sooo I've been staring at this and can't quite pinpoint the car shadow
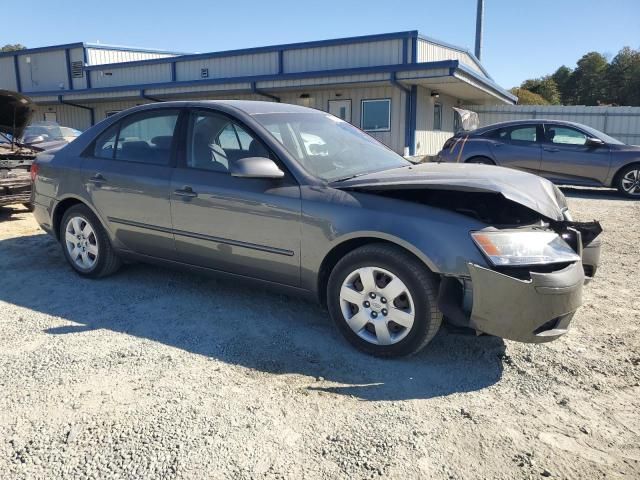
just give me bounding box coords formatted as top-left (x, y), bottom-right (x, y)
top-left (0, 204), bottom-right (29, 222)
top-left (0, 233), bottom-right (505, 401)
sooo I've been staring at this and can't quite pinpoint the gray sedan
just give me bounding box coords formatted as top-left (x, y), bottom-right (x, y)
top-left (436, 119), bottom-right (640, 198)
top-left (32, 101), bottom-right (602, 357)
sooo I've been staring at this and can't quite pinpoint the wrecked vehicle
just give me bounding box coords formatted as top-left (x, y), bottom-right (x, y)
top-left (0, 90), bottom-right (38, 209)
top-left (31, 101), bottom-right (602, 357)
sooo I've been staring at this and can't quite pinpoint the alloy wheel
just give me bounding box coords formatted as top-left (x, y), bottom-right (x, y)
top-left (65, 216), bottom-right (99, 270)
top-left (339, 266), bottom-right (415, 346)
top-left (621, 168), bottom-right (640, 196)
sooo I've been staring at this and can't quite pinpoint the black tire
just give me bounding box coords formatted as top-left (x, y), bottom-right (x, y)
top-left (615, 164), bottom-right (640, 199)
top-left (60, 204), bottom-right (121, 278)
top-left (327, 244), bottom-right (442, 357)
top-left (466, 156), bottom-right (495, 165)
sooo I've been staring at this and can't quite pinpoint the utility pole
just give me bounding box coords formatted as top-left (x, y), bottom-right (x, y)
top-left (475, 0), bottom-right (484, 60)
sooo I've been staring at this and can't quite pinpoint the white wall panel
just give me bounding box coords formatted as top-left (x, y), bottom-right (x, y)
top-left (415, 87), bottom-right (456, 156)
top-left (175, 52), bottom-right (278, 81)
top-left (284, 39), bottom-right (404, 73)
top-left (90, 63), bottom-right (172, 88)
top-left (17, 50), bottom-right (68, 92)
top-left (0, 57), bottom-right (18, 91)
top-left (417, 39), bottom-right (484, 76)
top-left (85, 48), bottom-right (177, 65)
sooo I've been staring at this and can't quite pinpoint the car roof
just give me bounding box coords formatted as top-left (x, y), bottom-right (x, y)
top-left (471, 119), bottom-right (592, 135)
top-left (122, 100), bottom-right (319, 116)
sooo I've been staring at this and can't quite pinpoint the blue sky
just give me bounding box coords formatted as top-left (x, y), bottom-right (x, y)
top-left (4, 0), bottom-right (639, 88)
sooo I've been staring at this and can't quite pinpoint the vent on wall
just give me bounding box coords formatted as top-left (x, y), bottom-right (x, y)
top-left (71, 61), bottom-right (84, 78)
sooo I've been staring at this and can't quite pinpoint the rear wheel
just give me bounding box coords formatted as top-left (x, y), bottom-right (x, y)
top-left (60, 204), bottom-right (121, 278)
top-left (466, 156), bottom-right (495, 165)
top-left (616, 164), bottom-right (640, 198)
top-left (327, 244), bottom-right (442, 357)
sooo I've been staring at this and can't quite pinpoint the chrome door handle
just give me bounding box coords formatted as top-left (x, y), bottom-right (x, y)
top-left (544, 147), bottom-right (560, 153)
top-left (174, 186), bottom-right (197, 198)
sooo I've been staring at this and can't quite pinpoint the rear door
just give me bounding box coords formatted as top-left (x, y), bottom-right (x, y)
top-left (169, 108), bottom-right (301, 286)
top-left (82, 109), bottom-right (181, 258)
top-left (540, 124), bottom-right (611, 185)
top-left (486, 124), bottom-right (543, 173)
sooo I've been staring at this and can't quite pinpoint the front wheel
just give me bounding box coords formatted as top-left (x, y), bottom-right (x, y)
top-left (327, 244), bottom-right (442, 357)
top-left (466, 156), bottom-right (495, 165)
top-left (60, 204), bottom-right (121, 278)
top-left (616, 164), bottom-right (640, 198)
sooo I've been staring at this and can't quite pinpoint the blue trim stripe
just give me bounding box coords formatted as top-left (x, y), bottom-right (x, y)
top-left (278, 50), bottom-right (284, 74)
top-left (409, 85), bottom-right (417, 155)
top-left (13, 56), bottom-right (21, 92)
top-left (65, 48), bottom-right (74, 91)
top-left (24, 59), bottom-right (515, 104)
top-left (171, 61), bottom-right (177, 82)
top-left (411, 36), bottom-right (418, 63)
top-left (402, 38), bottom-right (408, 64)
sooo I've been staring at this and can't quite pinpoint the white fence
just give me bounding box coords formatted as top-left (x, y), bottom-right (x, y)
top-left (465, 105), bottom-right (640, 146)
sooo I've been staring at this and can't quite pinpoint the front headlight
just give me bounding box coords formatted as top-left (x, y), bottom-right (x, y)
top-left (471, 230), bottom-right (580, 266)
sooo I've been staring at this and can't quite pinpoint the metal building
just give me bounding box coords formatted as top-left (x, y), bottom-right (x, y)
top-left (0, 31), bottom-right (516, 156)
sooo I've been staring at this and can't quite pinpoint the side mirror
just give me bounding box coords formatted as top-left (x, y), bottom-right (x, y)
top-left (230, 157), bottom-right (284, 179)
top-left (586, 137), bottom-right (605, 147)
top-left (23, 135), bottom-right (46, 145)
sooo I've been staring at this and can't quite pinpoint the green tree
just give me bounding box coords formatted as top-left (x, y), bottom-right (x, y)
top-left (1, 44), bottom-right (26, 52)
top-left (551, 66), bottom-right (574, 104)
top-left (606, 47), bottom-right (640, 105)
top-left (521, 76), bottom-right (561, 104)
top-left (572, 52), bottom-right (608, 105)
top-left (510, 88), bottom-right (549, 105)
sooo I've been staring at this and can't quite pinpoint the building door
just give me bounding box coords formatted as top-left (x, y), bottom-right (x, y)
top-left (328, 100), bottom-right (352, 122)
top-left (44, 112), bottom-right (57, 123)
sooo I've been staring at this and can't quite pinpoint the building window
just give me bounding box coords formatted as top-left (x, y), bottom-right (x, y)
top-left (433, 103), bottom-right (442, 131)
top-left (201, 68), bottom-right (209, 79)
top-left (361, 99), bottom-right (391, 132)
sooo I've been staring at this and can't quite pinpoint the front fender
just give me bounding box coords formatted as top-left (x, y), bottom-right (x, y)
top-left (300, 186), bottom-right (489, 294)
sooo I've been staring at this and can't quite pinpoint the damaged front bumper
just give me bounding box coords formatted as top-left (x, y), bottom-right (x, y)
top-left (466, 262), bottom-right (583, 343)
top-left (439, 231), bottom-right (602, 343)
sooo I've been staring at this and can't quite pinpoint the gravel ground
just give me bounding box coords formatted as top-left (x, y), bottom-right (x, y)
top-left (0, 188), bottom-right (639, 480)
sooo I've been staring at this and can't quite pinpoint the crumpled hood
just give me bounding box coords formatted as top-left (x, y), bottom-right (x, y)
top-left (333, 162), bottom-right (566, 221)
top-left (0, 90), bottom-right (36, 140)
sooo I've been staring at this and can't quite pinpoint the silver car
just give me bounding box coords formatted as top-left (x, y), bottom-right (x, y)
top-left (436, 119), bottom-right (640, 198)
top-left (32, 101), bottom-right (602, 357)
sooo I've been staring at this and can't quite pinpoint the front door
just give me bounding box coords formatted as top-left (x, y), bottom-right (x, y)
top-left (540, 124), bottom-right (612, 186)
top-left (487, 124), bottom-right (542, 173)
top-left (169, 109), bottom-right (301, 286)
top-left (328, 100), bottom-right (352, 123)
top-left (82, 109), bottom-right (180, 258)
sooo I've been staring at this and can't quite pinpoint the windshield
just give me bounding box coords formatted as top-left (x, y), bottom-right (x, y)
top-left (578, 124), bottom-right (625, 145)
top-left (251, 112), bottom-right (409, 181)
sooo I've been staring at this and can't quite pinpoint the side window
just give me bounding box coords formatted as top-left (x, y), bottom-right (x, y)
top-left (361, 99), bottom-right (391, 132)
top-left (186, 111), bottom-right (270, 173)
top-left (433, 103), bottom-right (442, 130)
top-left (116, 111), bottom-right (179, 165)
top-left (547, 126), bottom-right (587, 145)
top-left (93, 124), bottom-right (119, 159)
top-left (509, 126), bottom-right (537, 143)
